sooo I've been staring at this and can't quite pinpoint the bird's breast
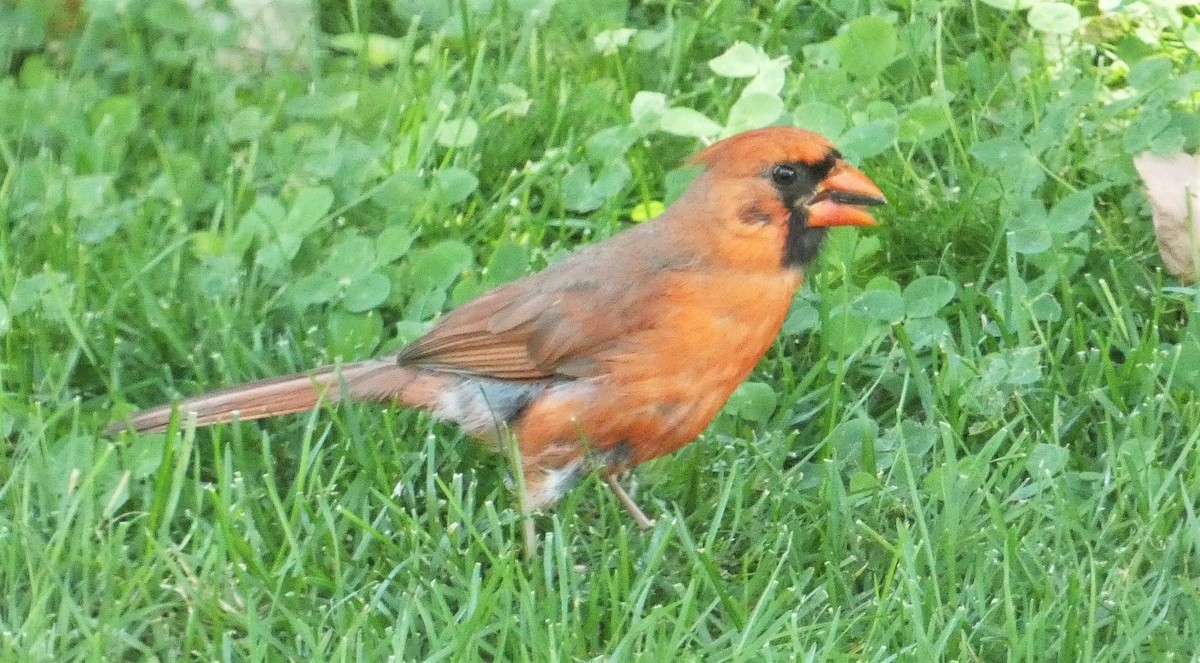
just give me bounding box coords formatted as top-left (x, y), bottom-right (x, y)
top-left (515, 267), bottom-right (802, 468)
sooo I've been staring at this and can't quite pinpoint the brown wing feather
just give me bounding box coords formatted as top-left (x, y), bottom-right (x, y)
top-left (396, 229), bottom-right (677, 381)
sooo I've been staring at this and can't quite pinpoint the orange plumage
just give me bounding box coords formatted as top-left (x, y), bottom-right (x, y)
top-left (107, 126), bottom-right (885, 543)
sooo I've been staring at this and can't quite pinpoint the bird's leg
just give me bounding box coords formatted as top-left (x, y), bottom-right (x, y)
top-left (522, 510), bottom-right (537, 561)
top-left (500, 425), bottom-right (539, 561)
top-left (603, 473), bottom-right (654, 529)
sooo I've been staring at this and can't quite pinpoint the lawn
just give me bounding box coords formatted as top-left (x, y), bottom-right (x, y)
top-left (3, 0), bottom-right (1200, 660)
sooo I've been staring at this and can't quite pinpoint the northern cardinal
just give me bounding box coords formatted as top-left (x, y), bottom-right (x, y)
top-left (107, 126), bottom-right (884, 547)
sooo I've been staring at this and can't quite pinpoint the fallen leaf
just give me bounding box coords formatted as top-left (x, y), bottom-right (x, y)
top-left (1133, 152), bottom-right (1200, 282)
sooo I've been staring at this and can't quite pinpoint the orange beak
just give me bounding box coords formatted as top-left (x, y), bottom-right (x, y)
top-left (806, 162), bottom-right (886, 228)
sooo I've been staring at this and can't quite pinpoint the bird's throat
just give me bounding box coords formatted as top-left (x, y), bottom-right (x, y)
top-left (782, 209), bottom-right (828, 268)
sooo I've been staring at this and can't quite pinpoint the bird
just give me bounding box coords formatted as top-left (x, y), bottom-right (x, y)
top-left (106, 126), bottom-right (885, 551)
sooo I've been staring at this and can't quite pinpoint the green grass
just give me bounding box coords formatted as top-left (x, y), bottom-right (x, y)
top-left (3, 0), bottom-right (1200, 660)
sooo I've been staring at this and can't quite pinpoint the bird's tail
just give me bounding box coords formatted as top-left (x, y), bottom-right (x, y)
top-left (105, 359), bottom-right (448, 435)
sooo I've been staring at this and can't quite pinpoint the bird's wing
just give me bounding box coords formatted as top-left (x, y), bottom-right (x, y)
top-left (395, 245), bottom-right (662, 381)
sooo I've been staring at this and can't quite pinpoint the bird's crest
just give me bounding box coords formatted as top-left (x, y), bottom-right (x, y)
top-left (689, 126), bottom-right (836, 177)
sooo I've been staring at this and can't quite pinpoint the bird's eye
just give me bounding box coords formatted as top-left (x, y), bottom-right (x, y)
top-left (771, 164), bottom-right (798, 185)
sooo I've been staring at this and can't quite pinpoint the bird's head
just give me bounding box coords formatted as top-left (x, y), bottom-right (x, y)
top-left (687, 126), bottom-right (886, 270)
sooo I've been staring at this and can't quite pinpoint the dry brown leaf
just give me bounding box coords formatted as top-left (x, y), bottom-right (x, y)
top-left (1134, 152), bottom-right (1200, 283)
